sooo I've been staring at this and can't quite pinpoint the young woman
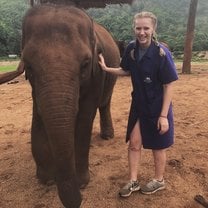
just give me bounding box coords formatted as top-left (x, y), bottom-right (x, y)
top-left (99, 11), bottom-right (178, 197)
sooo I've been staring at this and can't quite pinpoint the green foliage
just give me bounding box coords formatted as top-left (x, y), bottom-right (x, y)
top-left (0, 0), bottom-right (29, 56)
top-left (0, 0), bottom-right (207, 56)
top-left (87, 0), bottom-right (208, 52)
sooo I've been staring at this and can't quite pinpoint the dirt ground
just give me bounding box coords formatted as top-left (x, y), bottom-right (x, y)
top-left (0, 62), bottom-right (208, 208)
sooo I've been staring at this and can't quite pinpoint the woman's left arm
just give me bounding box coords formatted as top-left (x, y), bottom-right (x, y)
top-left (157, 82), bottom-right (174, 135)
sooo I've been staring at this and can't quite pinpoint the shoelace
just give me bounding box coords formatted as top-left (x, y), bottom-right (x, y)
top-left (147, 180), bottom-right (156, 188)
top-left (147, 179), bottom-right (163, 188)
top-left (124, 181), bottom-right (137, 190)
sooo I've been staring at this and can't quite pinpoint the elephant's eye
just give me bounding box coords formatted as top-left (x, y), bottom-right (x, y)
top-left (81, 59), bottom-right (90, 69)
top-left (80, 58), bottom-right (92, 81)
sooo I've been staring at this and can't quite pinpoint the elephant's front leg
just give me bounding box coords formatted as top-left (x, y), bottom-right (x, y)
top-left (75, 99), bottom-right (97, 188)
top-left (31, 102), bottom-right (55, 185)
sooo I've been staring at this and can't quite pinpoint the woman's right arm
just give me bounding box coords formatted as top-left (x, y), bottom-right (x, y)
top-left (98, 54), bottom-right (130, 76)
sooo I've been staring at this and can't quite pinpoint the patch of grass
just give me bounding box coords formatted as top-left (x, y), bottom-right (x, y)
top-left (0, 65), bottom-right (18, 72)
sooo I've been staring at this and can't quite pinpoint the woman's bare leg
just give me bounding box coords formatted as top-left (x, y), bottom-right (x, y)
top-left (128, 120), bottom-right (142, 181)
top-left (152, 149), bottom-right (166, 181)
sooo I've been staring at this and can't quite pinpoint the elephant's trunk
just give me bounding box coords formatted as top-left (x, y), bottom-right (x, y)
top-left (35, 70), bottom-right (81, 207)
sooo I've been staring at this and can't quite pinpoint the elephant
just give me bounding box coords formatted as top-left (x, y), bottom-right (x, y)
top-left (21, 4), bottom-right (120, 208)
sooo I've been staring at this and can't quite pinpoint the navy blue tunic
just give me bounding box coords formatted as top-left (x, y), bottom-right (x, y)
top-left (120, 40), bottom-right (178, 149)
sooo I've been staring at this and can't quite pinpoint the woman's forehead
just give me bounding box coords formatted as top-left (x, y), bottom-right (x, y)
top-left (134, 17), bottom-right (155, 26)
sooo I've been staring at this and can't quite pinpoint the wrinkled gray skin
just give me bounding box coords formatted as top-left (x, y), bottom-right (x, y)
top-left (21, 4), bottom-right (120, 208)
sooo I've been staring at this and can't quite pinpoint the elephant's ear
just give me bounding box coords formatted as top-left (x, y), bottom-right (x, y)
top-left (91, 30), bottom-right (100, 77)
top-left (91, 24), bottom-right (106, 77)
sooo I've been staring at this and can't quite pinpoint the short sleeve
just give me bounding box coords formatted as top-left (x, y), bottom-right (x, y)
top-left (159, 48), bottom-right (178, 84)
top-left (120, 41), bottom-right (135, 71)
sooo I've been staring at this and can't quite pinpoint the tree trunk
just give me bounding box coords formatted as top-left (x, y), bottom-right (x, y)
top-left (182, 0), bottom-right (198, 74)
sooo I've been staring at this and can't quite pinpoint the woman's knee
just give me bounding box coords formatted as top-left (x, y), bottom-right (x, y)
top-left (129, 121), bottom-right (142, 150)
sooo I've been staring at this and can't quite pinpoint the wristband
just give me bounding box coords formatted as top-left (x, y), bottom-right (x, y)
top-left (160, 115), bottom-right (167, 118)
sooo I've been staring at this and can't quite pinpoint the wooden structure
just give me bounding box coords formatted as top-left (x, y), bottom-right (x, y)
top-left (30, 0), bottom-right (133, 8)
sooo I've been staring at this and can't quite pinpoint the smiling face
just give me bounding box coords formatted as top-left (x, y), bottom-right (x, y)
top-left (133, 12), bottom-right (157, 49)
top-left (133, 17), bottom-right (155, 49)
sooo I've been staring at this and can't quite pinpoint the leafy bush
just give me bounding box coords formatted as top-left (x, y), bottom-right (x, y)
top-left (0, 0), bottom-right (29, 56)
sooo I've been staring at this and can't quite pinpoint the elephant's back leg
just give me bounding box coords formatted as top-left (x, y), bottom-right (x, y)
top-left (99, 73), bottom-right (117, 139)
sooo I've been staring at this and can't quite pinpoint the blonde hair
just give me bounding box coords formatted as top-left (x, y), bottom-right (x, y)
top-left (133, 11), bottom-right (157, 29)
top-left (133, 11), bottom-right (158, 42)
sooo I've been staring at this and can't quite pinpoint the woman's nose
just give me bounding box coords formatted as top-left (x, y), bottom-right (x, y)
top-left (139, 29), bottom-right (145, 34)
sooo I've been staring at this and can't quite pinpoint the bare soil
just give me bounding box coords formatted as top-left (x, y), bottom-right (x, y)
top-left (0, 62), bottom-right (208, 208)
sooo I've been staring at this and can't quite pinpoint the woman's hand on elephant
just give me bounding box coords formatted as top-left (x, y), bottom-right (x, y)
top-left (98, 54), bottom-right (129, 76)
top-left (98, 54), bottom-right (107, 71)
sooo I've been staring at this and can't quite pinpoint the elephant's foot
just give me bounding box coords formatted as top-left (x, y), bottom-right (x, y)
top-left (77, 170), bottom-right (90, 189)
top-left (100, 128), bottom-right (114, 140)
top-left (57, 179), bottom-right (82, 208)
top-left (36, 166), bottom-right (55, 185)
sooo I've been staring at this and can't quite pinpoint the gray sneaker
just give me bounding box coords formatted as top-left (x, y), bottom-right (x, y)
top-left (119, 180), bottom-right (140, 197)
top-left (141, 179), bottom-right (165, 195)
